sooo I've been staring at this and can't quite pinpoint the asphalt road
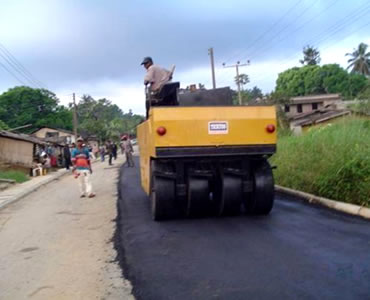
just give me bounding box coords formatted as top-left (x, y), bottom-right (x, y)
top-left (116, 157), bottom-right (370, 300)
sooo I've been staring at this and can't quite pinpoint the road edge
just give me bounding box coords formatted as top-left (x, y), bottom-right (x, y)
top-left (0, 169), bottom-right (69, 211)
top-left (275, 185), bottom-right (370, 220)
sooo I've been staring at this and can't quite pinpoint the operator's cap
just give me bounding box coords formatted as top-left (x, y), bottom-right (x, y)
top-left (141, 56), bottom-right (153, 65)
top-left (76, 136), bottom-right (84, 142)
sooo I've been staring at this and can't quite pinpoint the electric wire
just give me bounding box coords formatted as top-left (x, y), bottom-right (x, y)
top-left (0, 60), bottom-right (26, 86)
top-left (0, 42), bottom-right (47, 89)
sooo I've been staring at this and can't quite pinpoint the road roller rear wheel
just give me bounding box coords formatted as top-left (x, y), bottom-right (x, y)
top-left (150, 162), bottom-right (177, 221)
top-left (217, 175), bottom-right (243, 216)
top-left (245, 159), bottom-right (274, 215)
top-left (186, 177), bottom-right (210, 217)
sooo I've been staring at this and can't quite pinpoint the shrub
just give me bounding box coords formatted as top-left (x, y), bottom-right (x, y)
top-left (271, 117), bottom-right (370, 206)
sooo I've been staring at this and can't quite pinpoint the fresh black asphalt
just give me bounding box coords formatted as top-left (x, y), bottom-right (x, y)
top-left (115, 158), bottom-right (370, 300)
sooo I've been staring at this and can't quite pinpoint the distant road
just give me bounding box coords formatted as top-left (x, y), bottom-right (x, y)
top-left (116, 157), bottom-right (370, 300)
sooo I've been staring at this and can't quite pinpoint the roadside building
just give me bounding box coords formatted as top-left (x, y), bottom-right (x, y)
top-left (31, 127), bottom-right (75, 144)
top-left (284, 94), bottom-right (342, 116)
top-left (288, 109), bottom-right (351, 135)
top-left (283, 94), bottom-right (351, 134)
top-left (0, 131), bottom-right (45, 169)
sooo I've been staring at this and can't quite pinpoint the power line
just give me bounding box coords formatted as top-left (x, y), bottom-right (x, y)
top-left (250, 1), bottom-right (370, 65)
top-left (242, 2), bottom-right (370, 87)
top-left (215, 0), bottom-right (319, 87)
top-left (249, 21), bottom-right (370, 92)
top-left (0, 51), bottom-right (40, 88)
top-left (220, 0), bottom-right (306, 66)
top-left (0, 42), bottom-right (47, 89)
top-left (0, 60), bottom-right (26, 85)
top-left (246, 0), bottom-right (322, 59)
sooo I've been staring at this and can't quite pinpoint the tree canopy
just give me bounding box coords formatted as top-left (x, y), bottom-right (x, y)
top-left (0, 86), bottom-right (72, 132)
top-left (0, 86), bottom-right (144, 141)
top-left (77, 95), bottom-right (144, 142)
top-left (275, 64), bottom-right (367, 99)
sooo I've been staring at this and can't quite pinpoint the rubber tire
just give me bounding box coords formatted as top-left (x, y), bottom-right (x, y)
top-left (150, 162), bottom-right (176, 221)
top-left (218, 175), bottom-right (243, 216)
top-left (246, 159), bottom-right (274, 215)
top-left (186, 177), bottom-right (209, 217)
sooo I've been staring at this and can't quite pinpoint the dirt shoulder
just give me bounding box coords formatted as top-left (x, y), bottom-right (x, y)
top-left (0, 155), bottom-right (133, 300)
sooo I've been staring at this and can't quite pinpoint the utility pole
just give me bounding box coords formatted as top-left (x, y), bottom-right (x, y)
top-left (72, 93), bottom-right (78, 139)
top-left (208, 47), bottom-right (216, 89)
top-left (223, 60), bottom-right (250, 105)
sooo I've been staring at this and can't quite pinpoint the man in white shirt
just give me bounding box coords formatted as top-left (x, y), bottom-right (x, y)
top-left (141, 57), bottom-right (171, 92)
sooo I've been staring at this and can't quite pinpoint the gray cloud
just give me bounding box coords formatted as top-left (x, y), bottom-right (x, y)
top-left (1, 0), bottom-right (369, 94)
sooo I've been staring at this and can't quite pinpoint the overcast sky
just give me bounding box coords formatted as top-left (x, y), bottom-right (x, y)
top-left (0, 0), bottom-right (369, 115)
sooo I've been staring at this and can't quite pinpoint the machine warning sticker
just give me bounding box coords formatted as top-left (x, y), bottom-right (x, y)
top-left (208, 121), bottom-right (228, 134)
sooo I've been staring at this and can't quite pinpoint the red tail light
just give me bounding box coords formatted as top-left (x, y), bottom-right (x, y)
top-left (266, 124), bottom-right (275, 133)
top-left (157, 126), bottom-right (167, 136)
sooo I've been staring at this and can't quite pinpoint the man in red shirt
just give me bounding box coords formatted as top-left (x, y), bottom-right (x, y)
top-left (71, 137), bottom-right (95, 198)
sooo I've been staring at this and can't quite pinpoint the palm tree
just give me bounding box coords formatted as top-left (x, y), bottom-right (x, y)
top-left (346, 43), bottom-right (370, 76)
top-left (300, 45), bottom-right (321, 65)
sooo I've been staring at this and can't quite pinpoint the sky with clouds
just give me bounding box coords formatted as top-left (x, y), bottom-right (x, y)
top-left (0, 0), bottom-right (369, 115)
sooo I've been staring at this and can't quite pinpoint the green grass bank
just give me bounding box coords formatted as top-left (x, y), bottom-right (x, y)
top-left (0, 170), bottom-right (29, 183)
top-left (270, 117), bottom-right (370, 207)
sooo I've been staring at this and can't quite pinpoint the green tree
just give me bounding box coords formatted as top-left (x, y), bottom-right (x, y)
top-left (300, 45), bottom-right (321, 65)
top-left (275, 64), bottom-right (367, 99)
top-left (77, 95), bottom-right (144, 142)
top-left (0, 119), bottom-right (8, 130)
top-left (0, 86), bottom-right (72, 132)
top-left (346, 43), bottom-right (370, 76)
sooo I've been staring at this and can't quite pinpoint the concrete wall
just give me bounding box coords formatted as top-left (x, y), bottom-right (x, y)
top-left (0, 137), bottom-right (34, 168)
top-left (288, 103), bottom-right (324, 116)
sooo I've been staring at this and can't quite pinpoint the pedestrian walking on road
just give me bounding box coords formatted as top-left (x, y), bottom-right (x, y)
top-left (121, 135), bottom-right (135, 167)
top-left (71, 137), bottom-right (96, 198)
top-left (63, 144), bottom-right (72, 170)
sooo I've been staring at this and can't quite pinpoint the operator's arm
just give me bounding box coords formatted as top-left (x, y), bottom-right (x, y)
top-left (144, 67), bottom-right (155, 85)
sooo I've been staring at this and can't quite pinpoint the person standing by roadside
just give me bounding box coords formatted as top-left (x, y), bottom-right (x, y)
top-left (71, 137), bottom-right (96, 198)
top-left (112, 143), bottom-right (118, 160)
top-left (106, 140), bottom-right (114, 166)
top-left (100, 145), bottom-right (105, 162)
top-left (121, 135), bottom-right (135, 167)
top-left (63, 144), bottom-right (72, 170)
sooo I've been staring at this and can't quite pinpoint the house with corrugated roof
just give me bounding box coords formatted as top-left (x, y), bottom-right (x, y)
top-left (285, 94), bottom-right (351, 134)
top-left (31, 126), bottom-right (75, 144)
top-left (0, 131), bottom-right (46, 169)
top-left (284, 94), bottom-right (342, 116)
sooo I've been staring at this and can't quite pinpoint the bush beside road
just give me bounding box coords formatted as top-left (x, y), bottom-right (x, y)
top-left (271, 117), bottom-right (370, 207)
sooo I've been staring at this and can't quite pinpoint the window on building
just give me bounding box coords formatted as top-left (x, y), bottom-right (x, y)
top-left (297, 104), bottom-right (303, 113)
top-left (284, 105), bottom-right (290, 112)
top-left (46, 132), bottom-right (59, 138)
top-left (312, 103), bottom-right (318, 110)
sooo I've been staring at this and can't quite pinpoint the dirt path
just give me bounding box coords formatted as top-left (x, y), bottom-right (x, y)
top-left (0, 155), bottom-right (133, 300)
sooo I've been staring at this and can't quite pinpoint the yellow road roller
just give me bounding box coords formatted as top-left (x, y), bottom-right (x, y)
top-left (137, 83), bottom-right (276, 220)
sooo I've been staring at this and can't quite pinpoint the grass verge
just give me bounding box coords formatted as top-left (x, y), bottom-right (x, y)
top-left (270, 117), bottom-right (370, 207)
top-left (0, 170), bottom-right (29, 183)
